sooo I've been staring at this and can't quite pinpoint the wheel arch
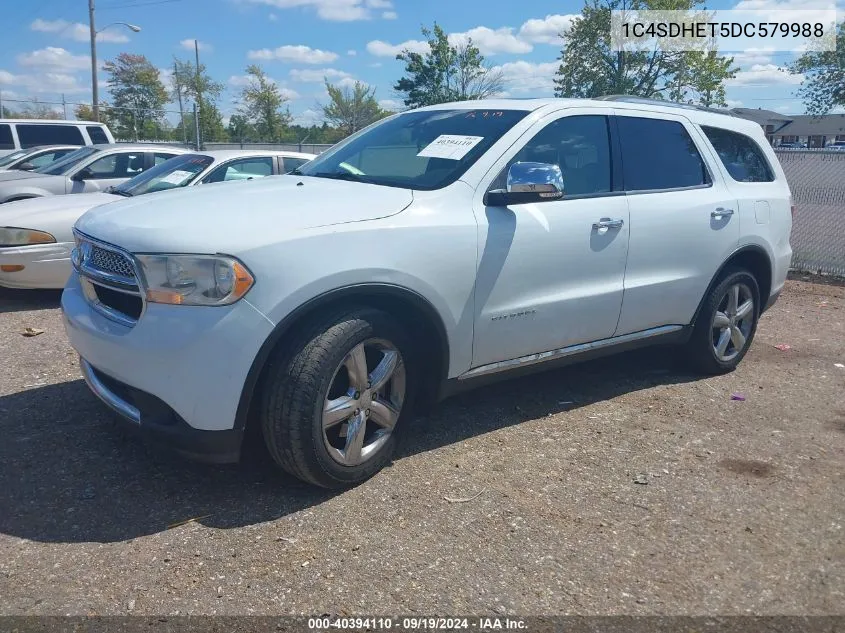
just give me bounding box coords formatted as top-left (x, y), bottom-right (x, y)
top-left (692, 245), bottom-right (773, 326)
top-left (234, 283), bottom-right (451, 430)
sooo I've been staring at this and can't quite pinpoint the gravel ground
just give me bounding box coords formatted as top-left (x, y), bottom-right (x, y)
top-left (0, 279), bottom-right (843, 616)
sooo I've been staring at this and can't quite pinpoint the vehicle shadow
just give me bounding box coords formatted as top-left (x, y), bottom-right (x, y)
top-left (0, 346), bottom-right (696, 544)
top-left (0, 288), bottom-right (62, 313)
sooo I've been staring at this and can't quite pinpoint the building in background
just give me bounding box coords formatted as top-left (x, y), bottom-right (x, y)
top-left (730, 108), bottom-right (845, 149)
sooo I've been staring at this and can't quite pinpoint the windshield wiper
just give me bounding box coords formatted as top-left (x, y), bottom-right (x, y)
top-left (310, 171), bottom-right (364, 182)
top-left (111, 189), bottom-right (132, 197)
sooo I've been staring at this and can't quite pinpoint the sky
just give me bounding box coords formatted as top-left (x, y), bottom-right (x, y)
top-left (0, 0), bottom-right (835, 128)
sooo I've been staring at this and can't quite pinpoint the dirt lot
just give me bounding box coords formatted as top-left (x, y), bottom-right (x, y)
top-left (0, 279), bottom-right (843, 616)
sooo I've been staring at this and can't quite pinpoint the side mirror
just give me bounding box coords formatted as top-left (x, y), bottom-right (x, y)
top-left (484, 162), bottom-right (565, 207)
top-left (71, 168), bottom-right (92, 182)
top-left (16, 162), bottom-right (36, 171)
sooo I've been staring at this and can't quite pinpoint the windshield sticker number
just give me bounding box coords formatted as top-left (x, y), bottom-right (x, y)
top-left (417, 135), bottom-right (484, 160)
top-left (159, 169), bottom-right (194, 185)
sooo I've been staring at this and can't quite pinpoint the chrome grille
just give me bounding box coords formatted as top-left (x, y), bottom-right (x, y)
top-left (90, 245), bottom-right (136, 280)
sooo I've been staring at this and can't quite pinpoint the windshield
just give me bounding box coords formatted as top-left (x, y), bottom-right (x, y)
top-left (35, 146), bottom-right (99, 176)
top-left (113, 154), bottom-right (214, 197)
top-left (297, 109), bottom-right (529, 190)
top-left (0, 149), bottom-right (29, 168)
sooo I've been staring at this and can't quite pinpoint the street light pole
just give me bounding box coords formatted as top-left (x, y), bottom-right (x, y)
top-left (89, 0), bottom-right (99, 121)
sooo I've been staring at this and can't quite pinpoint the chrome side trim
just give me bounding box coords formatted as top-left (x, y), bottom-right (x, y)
top-left (80, 358), bottom-right (141, 425)
top-left (458, 325), bottom-right (684, 380)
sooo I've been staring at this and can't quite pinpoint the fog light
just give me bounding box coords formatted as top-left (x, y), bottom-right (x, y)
top-left (1, 265), bottom-right (24, 272)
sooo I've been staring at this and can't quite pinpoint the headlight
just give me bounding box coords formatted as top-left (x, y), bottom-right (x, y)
top-left (135, 254), bottom-right (254, 306)
top-left (0, 227), bottom-right (56, 247)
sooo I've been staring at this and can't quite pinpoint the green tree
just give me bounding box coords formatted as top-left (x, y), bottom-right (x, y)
top-left (74, 102), bottom-right (117, 130)
top-left (394, 23), bottom-right (504, 108)
top-left (789, 21), bottom-right (845, 115)
top-left (555, 0), bottom-right (736, 104)
top-left (103, 53), bottom-right (169, 139)
top-left (321, 80), bottom-right (388, 136)
top-left (172, 58), bottom-right (227, 142)
top-left (236, 64), bottom-right (292, 142)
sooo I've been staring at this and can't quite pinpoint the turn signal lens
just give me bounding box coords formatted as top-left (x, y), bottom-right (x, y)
top-left (0, 227), bottom-right (56, 247)
top-left (135, 254), bottom-right (255, 306)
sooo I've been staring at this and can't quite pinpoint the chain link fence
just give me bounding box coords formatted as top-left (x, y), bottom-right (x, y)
top-left (775, 149), bottom-right (845, 276)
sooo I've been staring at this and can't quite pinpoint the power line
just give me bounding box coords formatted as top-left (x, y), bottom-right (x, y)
top-left (99, 0), bottom-right (189, 10)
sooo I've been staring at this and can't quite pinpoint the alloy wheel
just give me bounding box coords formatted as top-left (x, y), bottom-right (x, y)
top-left (711, 282), bottom-right (754, 362)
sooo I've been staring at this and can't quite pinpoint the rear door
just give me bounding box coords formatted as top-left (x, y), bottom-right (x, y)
top-left (613, 111), bottom-right (740, 335)
top-left (68, 150), bottom-right (148, 193)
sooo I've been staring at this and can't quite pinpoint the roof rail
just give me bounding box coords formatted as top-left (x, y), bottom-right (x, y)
top-left (596, 95), bottom-right (740, 118)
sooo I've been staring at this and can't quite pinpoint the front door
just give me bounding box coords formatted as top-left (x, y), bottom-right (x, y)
top-left (470, 110), bottom-right (630, 369)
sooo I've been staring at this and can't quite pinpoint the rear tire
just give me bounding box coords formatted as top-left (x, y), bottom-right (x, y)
top-left (684, 269), bottom-right (760, 375)
top-left (260, 307), bottom-right (414, 489)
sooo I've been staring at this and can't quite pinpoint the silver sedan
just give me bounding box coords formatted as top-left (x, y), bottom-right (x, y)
top-left (0, 149), bottom-right (315, 289)
top-left (0, 143), bottom-right (189, 204)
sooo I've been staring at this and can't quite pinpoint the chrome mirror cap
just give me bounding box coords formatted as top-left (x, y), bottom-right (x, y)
top-left (507, 162), bottom-right (564, 197)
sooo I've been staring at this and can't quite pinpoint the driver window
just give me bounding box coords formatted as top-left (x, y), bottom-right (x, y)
top-left (490, 115), bottom-right (612, 197)
top-left (203, 157), bottom-right (273, 183)
top-left (86, 152), bottom-right (145, 178)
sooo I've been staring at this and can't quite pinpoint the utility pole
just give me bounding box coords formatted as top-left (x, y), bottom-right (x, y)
top-left (88, 0), bottom-right (99, 121)
top-left (194, 39), bottom-right (203, 150)
top-left (193, 103), bottom-right (200, 151)
top-left (62, 94), bottom-right (67, 119)
top-left (175, 61), bottom-right (187, 147)
top-left (0, 89), bottom-right (4, 117)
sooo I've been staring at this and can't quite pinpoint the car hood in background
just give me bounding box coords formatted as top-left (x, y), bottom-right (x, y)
top-left (74, 176), bottom-right (414, 254)
top-left (0, 192), bottom-right (118, 243)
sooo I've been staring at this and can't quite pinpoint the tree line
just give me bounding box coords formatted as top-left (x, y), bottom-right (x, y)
top-left (4, 0), bottom-right (843, 142)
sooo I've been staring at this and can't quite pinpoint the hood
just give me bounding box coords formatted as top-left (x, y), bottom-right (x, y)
top-left (0, 170), bottom-right (51, 183)
top-left (0, 192), bottom-right (118, 243)
top-left (74, 175), bottom-right (414, 254)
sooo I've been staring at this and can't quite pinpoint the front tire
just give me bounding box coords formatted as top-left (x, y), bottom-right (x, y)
top-left (260, 308), bottom-right (413, 488)
top-left (685, 269), bottom-right (760, 375)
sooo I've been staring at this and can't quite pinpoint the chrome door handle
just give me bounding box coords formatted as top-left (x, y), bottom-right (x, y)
top-left (592, 218), bottom-right (624, 230)
top-left (711, 207), bottom-right (735, 218)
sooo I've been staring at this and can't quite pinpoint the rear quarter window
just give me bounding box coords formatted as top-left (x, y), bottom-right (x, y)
top-left (702, 126), bottom-right (774, 182)
top-left (17, 124), bottom-right (85, 148)
top-left (87, 125), bottom-right (110, 144)
top-left (0, 124), bottom-right (14, 150)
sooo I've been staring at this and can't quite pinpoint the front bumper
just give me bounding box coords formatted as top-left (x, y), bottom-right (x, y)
top-left (0, 242), bottom-right (72, 289)
top-left (80, 358), bottom-right (244, 463)
top-left (62, 271), bottom-right (274, 459)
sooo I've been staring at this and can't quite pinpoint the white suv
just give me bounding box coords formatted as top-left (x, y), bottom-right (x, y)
top-left (61, 97), bottom-right (792, 488)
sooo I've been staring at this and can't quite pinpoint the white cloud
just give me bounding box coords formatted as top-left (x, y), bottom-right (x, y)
top-left (181, 39), bottom-right (213, 53)
top-left (16, 47), bottom-right (90, 72)
top-left (726, 63), bottom-right (803, 87)
top-left (369, 62), bottom-right (383, 68)
top-left (378, 98), bottom-right (402, 111)
top-left (729, 48), bottom-right (777, 66)
top-left (239, 0), bottom-right (394, 22)
top-left (228, 74), bottom-right (301, 99)
top-left (448, 26), bottom-right (532, 55)
top-left (269, 12), bottom-right (278, 20)
top-left (290, 67), bottom-right (352, 82)
top-left (518, 14), bottom-right (577, 44)
top-left (0, 69), bottom-right (88, 94)
top-left (347, 49), bottom-right (357, 56)
top-left (247, 44), bottom-right (338, 63)
top-left (336, 76), bottom-right (362, 88)
top-left (293, 108), bottom-right (323, 125)
top-left (366, 39), bottom-right (428, 57)
top-left (31, 18), bottom-right (130, 43)
top-left (491, 60), bottom-right (559, 96)
top-left (382, 10), bottom-right (397, 19)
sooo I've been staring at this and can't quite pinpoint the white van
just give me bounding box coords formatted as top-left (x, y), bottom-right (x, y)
top-left (0, 120), bottom-right (114, 157)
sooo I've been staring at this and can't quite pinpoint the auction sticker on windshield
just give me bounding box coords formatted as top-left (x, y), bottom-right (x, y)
top-left (160, 170), bottom-right (195, 185)
top-left (417, 135), bottom-right (484, 160)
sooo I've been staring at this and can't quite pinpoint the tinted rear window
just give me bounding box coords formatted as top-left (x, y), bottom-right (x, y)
top-left (87, 125), bottom-right (110, 144)
top-left (0, 124), bottom-right (13, 150)
top-left (617, 116), bottom-right (710, 191)
top-left (702, 126), bottom-right (774, 182)
top-left (17, 124), bottom-right (85, 148)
